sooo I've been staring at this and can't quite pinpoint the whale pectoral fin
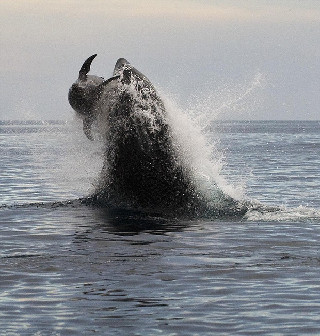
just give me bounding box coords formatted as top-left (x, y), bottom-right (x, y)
top-left (83, 116), bottom-right (94, 141)
top-left (79, 54), bottom-right (97, 80)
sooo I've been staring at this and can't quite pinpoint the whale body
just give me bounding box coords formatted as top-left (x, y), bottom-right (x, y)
top-left (69, 55), bottom-right (247, 217)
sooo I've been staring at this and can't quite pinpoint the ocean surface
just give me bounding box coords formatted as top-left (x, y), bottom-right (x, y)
top-left (1, 120), bottom-right (320, 335)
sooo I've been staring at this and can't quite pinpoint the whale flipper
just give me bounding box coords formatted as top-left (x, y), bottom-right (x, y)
top-left (79, 54), bottom-right (97, 80)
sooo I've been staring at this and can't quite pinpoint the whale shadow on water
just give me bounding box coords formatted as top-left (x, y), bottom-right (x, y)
top-left (68, 54), bottom-right (248, 219)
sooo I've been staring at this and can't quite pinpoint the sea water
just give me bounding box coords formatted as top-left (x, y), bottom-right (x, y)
top-left (1, 120), bottom-right (320, 335)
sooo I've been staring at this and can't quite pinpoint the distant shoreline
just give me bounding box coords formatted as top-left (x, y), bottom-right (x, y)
top-left (1, 119), bottom-right (320, 125)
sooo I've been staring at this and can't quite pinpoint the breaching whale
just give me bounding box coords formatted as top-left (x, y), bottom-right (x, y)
top-left (68, 54), bottom-right (247, 217)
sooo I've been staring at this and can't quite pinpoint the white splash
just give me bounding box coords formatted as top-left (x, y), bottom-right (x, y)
top-left (188, 71), bottom-right (265, 127)
top-left (161, 92), bottom-right (245, 201)
top-left (245, 204), bottom-right (320, 222)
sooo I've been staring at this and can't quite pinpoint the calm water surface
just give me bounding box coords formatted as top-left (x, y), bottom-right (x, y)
top-left (1, 120), bottom-right (320, 335)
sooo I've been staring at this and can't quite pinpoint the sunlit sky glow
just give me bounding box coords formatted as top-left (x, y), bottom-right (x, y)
top-left (1, 0), bottom-right (320, 120)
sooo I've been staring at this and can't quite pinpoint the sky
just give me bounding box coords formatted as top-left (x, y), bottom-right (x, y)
top-left (1, 0), bottom-right (320, 120)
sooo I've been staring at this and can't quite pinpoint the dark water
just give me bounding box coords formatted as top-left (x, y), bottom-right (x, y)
top-left (1, 120), bottom-right (320, 335)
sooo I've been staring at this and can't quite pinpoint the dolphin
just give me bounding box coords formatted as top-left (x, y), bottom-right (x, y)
top-left (68, 55), bottom-right (247, 217)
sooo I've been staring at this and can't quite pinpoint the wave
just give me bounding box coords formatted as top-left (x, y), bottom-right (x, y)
top-left (1, 197), bottom-right (319, 223)
top-left (0, 199), bottom-right (84, 210)
top-left (244, 202), bottom-right (320, 222)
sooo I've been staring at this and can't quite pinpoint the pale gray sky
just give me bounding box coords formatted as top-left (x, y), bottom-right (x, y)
top-left (1, 0), bottom-right (319, 120)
